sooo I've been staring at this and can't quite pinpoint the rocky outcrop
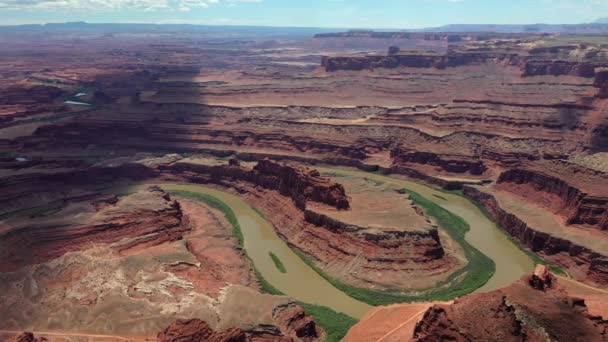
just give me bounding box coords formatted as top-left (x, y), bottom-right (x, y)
top-left (253, 159), bottom-right (350, 210)
top-left (522, 61), bottom-right (596, 77)
top-left (497, 168), bottom-right (608, 230)
top-left (463, 186), bottom-right (608, 286)
top-left (8, 332), bottom-right (48, 342)
top-left (391, 149), bottom-right (487, 175)
top-left (157, 319), bottom-right (246, 342)
top-left (164, 159), bottom-right (350, 210)
top-left (157, 304), bottom-right (324, 342)
top-left (412, 271), bottom-right (606, 341)
top-left (529, 264), bottom-right (556, 291)
top-left (272, 303), bottom-right (325, 341)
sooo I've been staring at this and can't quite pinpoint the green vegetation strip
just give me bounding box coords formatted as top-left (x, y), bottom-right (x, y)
top-left (168, 189), bottom-right (357, 342)
top-left (299, 303), bottom-right (358, 342)
top-left (292, 189), bottom-right (495, 306)
top-left (269, 252), bottom-right (287, 273)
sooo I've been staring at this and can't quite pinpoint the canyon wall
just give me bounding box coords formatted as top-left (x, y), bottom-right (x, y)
top-left (162, 159), bottom-right (350, 210)
top-left (497, 168), bottom-right (608, 229)
top-left (463, 186), bottom-right (608, 286)
top-left (390, 149), bottom-right (487, 175)
top-left (322, 43), bottom-right (608, 78)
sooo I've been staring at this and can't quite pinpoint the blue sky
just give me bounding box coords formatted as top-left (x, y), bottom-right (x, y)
top-left (0, 0), bottom-right (607, 28)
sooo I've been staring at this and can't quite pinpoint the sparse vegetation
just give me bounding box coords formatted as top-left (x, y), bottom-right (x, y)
top-left (252, 206), bottom-right (267, 219)
top-left (269, 252), bottom-right (287, 273)
top-left (432, 194), bottom-right (448, 201)
top-left (299, 303), bottom-right (358, 342)
top-left (255, 268), bottom-right (284, 295)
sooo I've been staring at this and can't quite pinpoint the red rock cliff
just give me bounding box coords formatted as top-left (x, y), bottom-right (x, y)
top-left (164, 159), bottom-right (350, 210)
top-left (497, 168), bottom-right (608, 230)
top-left (463, 185), bottom-right (608, 286)
top-left (157, 319), bottom-right (246, 342)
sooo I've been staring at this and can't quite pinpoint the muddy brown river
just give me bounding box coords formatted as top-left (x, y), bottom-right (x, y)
top-left (153, 167), bottom-right (534, 319)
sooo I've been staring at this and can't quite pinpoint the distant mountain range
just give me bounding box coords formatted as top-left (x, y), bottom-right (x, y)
top-left (420, 23), bottom-right (608, 34)
top-left (1, 21), bottom-right (608, 35)
top-left (0, 22), bottom-right (345, 37)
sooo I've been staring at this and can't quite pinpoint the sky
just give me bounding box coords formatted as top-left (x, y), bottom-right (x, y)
top-left (0, 0), bottom-right (607, 28)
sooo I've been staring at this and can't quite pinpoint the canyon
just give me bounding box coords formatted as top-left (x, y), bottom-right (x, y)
top-left (0, 23), bottom-right (607, 341)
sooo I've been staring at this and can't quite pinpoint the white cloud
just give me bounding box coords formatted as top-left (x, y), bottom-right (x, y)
top-left (0, 0), bottom-right (261, 11)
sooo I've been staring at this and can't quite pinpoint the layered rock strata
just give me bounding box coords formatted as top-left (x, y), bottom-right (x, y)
top-left (0, 186), bottom-right (185, 272)
top-left (463, 186), bottom-right (608, 286)
top-left (322, 42), bottom-right (608, 77)
top-left (158, 319), bottom-right (247, 342)
top-left (0, 83), bottom-right (66, 126)
top-left (497, 166), bottom-right (608, 230)
top-left (163, 159), bottom-right (350, 210)
top-left (158, 304), bottom-right (325, 342)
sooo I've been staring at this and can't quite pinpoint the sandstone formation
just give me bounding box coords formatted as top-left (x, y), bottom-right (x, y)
top-left (253, 159), bottom-right (350, 210)
top-left (529, 264), bottom-right (556, 290)
top-left (157, 302), bottom-right (324, 342)
top-left (163, 159), bottom-right (350, 210)
top-left (322, 39), bottom-right (608, 77)
top-left (412, 269), bottom-right (607, 341)
top-left (158, 319), bottom-right (247, 342)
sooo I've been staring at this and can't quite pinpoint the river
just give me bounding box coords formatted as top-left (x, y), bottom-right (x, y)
top-left (145, 167), bottom-right (534, 319)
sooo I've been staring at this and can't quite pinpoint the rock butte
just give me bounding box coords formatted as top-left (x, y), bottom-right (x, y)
top-left (0, 23), bottom-right (607, 341)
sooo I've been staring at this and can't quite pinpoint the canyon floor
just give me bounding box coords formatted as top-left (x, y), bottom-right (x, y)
top-left (0, 24), bottom-right (607, 341)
